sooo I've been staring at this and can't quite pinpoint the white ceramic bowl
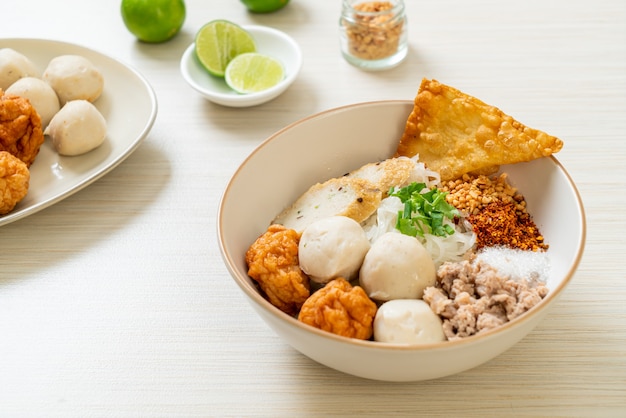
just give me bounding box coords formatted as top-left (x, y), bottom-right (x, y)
top-left (217, 101), bottom-right (586, 382)
top-left (180, 25), bottom-right (302, 107)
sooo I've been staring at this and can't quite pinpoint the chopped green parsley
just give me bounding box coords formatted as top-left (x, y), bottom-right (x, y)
top-left (389, 182), bottom-right (460, 238)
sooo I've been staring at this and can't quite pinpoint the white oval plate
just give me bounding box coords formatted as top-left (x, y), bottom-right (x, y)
top-left (0, 38), bottom-right (157, 227)
top-left (180, 25), bottom-right (302, 107)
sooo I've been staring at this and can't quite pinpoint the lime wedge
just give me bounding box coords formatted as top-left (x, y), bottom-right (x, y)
top-left (225, 53), bottom-right (285, 94)
top-left (194, 20), bottom-right (256, 77)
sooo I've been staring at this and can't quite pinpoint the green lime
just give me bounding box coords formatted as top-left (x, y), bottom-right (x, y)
top-left (121, 0), bottom-right (186, 43)
top-left (194, 20), bottom-right (257, 77)
top-left (225, 53), bottom-right (285, 94)
top-left (240, 0), bottom-right (290, 13)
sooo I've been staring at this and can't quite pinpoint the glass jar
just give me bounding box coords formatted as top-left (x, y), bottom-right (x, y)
top-left (339, 0), bottom-right (408, 71)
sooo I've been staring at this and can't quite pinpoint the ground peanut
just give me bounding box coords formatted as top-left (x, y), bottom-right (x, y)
top-left (343, 1), bottom-right (404, 60)
top-left (441, 173), bottom-right (525, 216)
top-left (441, 173), bottom-right (547, 251)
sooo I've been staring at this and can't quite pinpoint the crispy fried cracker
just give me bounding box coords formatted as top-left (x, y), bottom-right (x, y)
top-left (395, 78), bottom-right (563, 181)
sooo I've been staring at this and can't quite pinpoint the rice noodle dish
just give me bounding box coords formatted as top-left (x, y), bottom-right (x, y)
top-left (360, 157), bottom-right (476, 268)
top-left (245, 78), bottom-right (564, 344)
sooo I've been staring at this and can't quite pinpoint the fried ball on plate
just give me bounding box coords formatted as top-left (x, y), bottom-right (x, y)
top-left (43, 55), bottom-right (104, 105)
top-left (6, 77), bottom-right (60, 128)
top-left (298, 278), bottom-right (377, 340)
top-left (0, 48), bottom-right (39, 90)
top-left (0, 151), bottom-right (30, 215)
top-left (246, 224), bottom-right (311, 316)
top-left (0, 90), bottom-right (45, 167)
top-left (45, 100), bottom-right (107, 156)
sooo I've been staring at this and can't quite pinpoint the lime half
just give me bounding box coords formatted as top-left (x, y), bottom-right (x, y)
top-left (225, 53), bottom-right (285, 94)
top-left (194, 20), bottom-right (256, 77)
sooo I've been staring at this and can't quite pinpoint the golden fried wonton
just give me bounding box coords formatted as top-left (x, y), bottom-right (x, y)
top-left (395, 78), bottom-right (563, 181)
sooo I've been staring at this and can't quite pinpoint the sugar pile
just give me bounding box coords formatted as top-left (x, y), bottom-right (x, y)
top-left (476, 246), bottom-right (551, 282)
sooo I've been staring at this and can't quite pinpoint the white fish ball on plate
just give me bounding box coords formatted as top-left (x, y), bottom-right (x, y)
top-left (45, 100), bottom-right (107, 156)
top-left (374, 299), bottom-right (445, 344)
top-left (359, 231), bottom-right (436, 301)
top-left (43, 55), bottom-right (104, 105)
top-left (6, 77), bottom-right (60, 128)
top-left (0, 48), bottom-right (39, 90)
top-left (298, 216), bottom-right (371, 284)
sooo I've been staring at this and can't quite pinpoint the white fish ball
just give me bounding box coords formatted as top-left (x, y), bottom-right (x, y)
top-left (45, 100), bottom-right (107, 156)
top-left (299, 216), bottom-right (371, 284)
top-left (374, 299), bottom-right (445, 344)
top-left (0, 48), bottom-right (39, 90)
top-left (359, 231), bottom-right (436, 301)
top-left (6, 77), bottom-right (60, 128)
top-left (43, 55), bottom-right (104, 105)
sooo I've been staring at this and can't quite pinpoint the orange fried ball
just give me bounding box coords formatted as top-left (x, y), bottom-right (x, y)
top-left (246, 224), bottom-right (311, 316)
top-left (298, 278), bottom-right (378, 340)
top-left (0, 90), bottom-right (45, 167)
top-left (0, 150), bottom-right (30, 215)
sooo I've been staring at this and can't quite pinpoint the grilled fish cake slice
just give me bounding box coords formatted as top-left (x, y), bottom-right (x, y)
top-left (272, 176), bottom-right (382, 233)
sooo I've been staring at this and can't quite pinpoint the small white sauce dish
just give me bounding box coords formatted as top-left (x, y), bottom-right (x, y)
top-left (180, 25), bottom-right (302, 107)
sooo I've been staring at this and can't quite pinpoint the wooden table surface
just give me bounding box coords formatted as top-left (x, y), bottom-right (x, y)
top-left (1, 0), bottom-right (625, 416)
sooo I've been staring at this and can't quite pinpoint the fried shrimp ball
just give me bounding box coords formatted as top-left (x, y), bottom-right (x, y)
top-left (298, 278), bottom-right (378, 340)
top-left (0, 90), bottom-right (45, 167)
top-left (246, 224), bottom-right (311, 316)
top-left (0, 151), bottom-right (30, 215)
